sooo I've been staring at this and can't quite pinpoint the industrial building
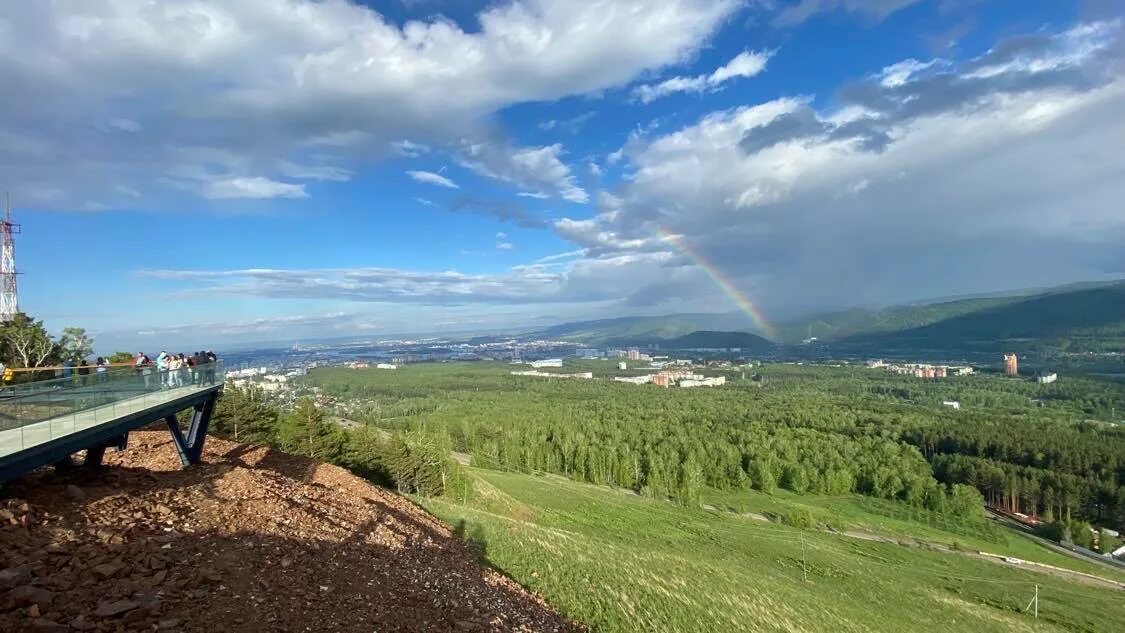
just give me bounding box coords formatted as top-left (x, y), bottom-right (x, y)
top-left (511, 370), bottom-right (592, 380)
top-left (1003, 353), bottom-right (1019, 376)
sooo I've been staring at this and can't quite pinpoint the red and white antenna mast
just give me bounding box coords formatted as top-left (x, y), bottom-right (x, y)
top-left (1, 191), bottom-right (20, 322)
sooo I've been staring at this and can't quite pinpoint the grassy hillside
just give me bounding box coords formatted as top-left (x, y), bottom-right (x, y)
top-left (841, 282), bottom-right (1125, 354)
top-left (422, 470), bottom-right (1125, 633)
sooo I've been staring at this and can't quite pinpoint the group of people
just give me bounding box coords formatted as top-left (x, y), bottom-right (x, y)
top-left (133, 350), bottom-right (219, 389)
top-left (57, 358), bottom-right (112, 384)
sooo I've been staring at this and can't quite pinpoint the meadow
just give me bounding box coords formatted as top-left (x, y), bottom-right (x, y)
top-left (215, 359), bottom-right (1125, 631)
top-left (422, 469), bottom-right (1125, 633)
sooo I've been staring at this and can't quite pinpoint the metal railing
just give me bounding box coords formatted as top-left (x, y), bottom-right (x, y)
top-left (0, 361), bottom-right (225, 457)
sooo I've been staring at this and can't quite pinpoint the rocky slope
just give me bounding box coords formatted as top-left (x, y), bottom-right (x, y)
top-left (0, 431), bottom-right (579, 632)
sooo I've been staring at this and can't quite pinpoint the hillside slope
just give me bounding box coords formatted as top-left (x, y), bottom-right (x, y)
top-left (423, 469), bottom-right (1125, 633)
top-left (0, 432), bottom-right (576, 633)
top-left (840, 282), bottom-right (1125, 353)
top-left (532, 313), bottom-right (751, 344)
top-left (660, 330), bottom-right (776, 351)
top-left (774, 297), bottom-right (1020, 343)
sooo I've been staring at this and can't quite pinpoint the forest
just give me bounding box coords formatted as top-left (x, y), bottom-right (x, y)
top-left (275, 361), bottom-right (1124, 539)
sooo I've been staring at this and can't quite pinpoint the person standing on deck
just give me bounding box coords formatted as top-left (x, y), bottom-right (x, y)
top-left (135, 352), bottom-right (151, 389)
top-left (156, 351), bottom-right (169, 388)
top-left (205, 350), bottom-right (218, 384)
top-left (77, 360), bottom-right (90, 386)
top-left (96, 357), bottom-right (109, 383)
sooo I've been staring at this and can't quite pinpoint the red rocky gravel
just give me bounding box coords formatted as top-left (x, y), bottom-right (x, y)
top-left (1, 431), bottom-right (581, 632)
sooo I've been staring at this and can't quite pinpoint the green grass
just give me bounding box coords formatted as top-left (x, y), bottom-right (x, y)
top-left (702, 487), bottom-right (1125, 583)
top-left (421, 470), bottom-right (1125, 633)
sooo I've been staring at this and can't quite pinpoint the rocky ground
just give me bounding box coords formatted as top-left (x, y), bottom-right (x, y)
top-left (0, 430), bottom-right (580, 632)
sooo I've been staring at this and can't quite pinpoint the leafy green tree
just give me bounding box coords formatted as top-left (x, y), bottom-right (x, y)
top-left (1067, 520), bottom-right (1094, 549)
top-left (1034, 521), bottom-right (1066, 542)
top-left (1098, 529), bottom-right (1119, 554)
top-left (781, 508), bottom-right (816, 529)
top-left (58, 327), bottom-right (94, 362)
top-left (0, 313), bottom-right (58, 368)
top-left (676, 457), bottom-right (704, 507)
top-left (107, 351), bottom-right (135, 364)
top-left (277, 397), bottom-right (344, 461)
top-left (946, 484), bottom-right (984, 518)
top-left (379, 430), bottom-right (470, 498)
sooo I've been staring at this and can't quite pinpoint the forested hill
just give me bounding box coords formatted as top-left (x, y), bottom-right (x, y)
top-left (773, 297), bottom-right (1020, 344)
top-left (838, 281), bottom-right (1125, 353)
top-left (532, 313), bottom-right (751, 344)
top-left (658, 330), bottom-right (776, 351)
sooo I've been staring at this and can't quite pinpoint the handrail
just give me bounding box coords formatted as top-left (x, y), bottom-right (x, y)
top-left (3, 362), bottom-right (138, 373)
top-left (0, 361), bottom-right (225, 432)
top-left (0, 367), bottom-right (140, 398)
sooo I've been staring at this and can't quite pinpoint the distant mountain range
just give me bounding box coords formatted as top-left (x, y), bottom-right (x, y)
top-left (836, 280), bottom-right (1125, 354)
top-left (529, 279), bottom-right (1125, 354)
top-left (659, 330), bottom-right (775, 352)
top-left (530, 313), bottom-right (755, 345)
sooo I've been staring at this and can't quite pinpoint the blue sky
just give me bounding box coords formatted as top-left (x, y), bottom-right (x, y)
top-left (3, 0), bottom-right (1124, 352)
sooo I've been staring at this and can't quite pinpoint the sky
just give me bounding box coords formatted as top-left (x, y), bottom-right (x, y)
top-left (2, 0), bottom-right (1124, 351)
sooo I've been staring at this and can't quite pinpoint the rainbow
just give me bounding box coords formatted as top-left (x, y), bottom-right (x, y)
top-left (656, 227), bottom-right (777, 340)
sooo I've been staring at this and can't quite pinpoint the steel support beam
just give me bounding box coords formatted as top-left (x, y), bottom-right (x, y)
top-left (50, 433), bottom-right (129, 472)
top-left (164, 391), bottom-right (217, 467)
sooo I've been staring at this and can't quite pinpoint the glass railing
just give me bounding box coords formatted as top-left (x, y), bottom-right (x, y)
top-left (0, 361), bottom-right (225, 457)
top-left (0, 366), bottom-right (140, 397)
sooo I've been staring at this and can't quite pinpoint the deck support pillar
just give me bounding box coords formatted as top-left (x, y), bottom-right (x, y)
top-left (164, 392), bottom-right (217, 467)
top-left (52, 433), bottom-right (129, 472)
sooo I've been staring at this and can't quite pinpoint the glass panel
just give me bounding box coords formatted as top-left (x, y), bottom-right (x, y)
top-left (0, 362), bottom-right (222, 454)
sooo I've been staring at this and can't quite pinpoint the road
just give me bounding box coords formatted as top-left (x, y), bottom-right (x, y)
top-left (985, 508), bottom-right (1125, 574)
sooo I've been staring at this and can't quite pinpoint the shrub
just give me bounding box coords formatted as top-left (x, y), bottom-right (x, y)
top-left (781, 508), bottom-right (816, 529)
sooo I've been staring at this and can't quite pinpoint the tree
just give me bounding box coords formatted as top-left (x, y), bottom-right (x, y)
top-left (378, 430), bottom-right (470, 498)
top-left (107, 351), bottom-right (135, 364)
top-left (58, 327), bottom-right (94, 362)
top-left (0, 313), bottom-right (58, 368)
top-left (277, 397), bottom-right (343, 461)
top-left (1098, 528), bottom-right (1120, 554)
top-left (212, 384), bottom-right (279, 444)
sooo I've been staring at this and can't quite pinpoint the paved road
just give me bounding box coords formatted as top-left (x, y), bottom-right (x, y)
top-left (986, 508), bottom-right (1125, 574)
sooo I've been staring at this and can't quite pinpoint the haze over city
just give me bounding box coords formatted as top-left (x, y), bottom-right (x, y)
top-left (3, 0), bottom-right (1124, 350)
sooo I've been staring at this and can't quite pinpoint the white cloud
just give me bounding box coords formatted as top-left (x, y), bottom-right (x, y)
top-left (203, 177), bottom-right (308, 200)
top-left (537, 111), bottom-right (596, 133)
top-left (393, 140), bottom-right (431, 157)
top-left (876, 58), bottom-right (941, 87)
top-left (139, 250), bottom-right (682, 311)
top-left (461, 142), bottom-right (588, 203)
top-left (407, 170), bottom-right (459, 189)
top-left (553, 20), bottom-right (1125, 309)
top-left (278, 161), bottom-right (352, 182)
top-left (496, 232), bottom-right (508, 239)
top-left (496, 241), bottom-right (514, 251)
top-left (633, 50), bottom-right (772, 103)
top-left (107, 118), bottom-right (142, 133)
top-left (0, 0), bottom-right (740, 209)
top-left (517, 191), bottom-right (550, 199)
